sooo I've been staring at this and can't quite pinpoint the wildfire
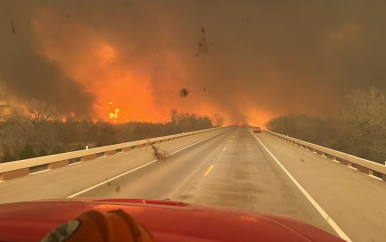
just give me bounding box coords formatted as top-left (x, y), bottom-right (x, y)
top-left (30, 11), bottom-right (235, 124)
top-left (108, 101), bottom-right (119, 123)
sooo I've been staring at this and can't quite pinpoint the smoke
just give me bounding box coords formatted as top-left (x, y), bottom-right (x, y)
top-left (1, 1), bottom-right (386, 124)
top-left (0, 1), bottom-right (96, 116)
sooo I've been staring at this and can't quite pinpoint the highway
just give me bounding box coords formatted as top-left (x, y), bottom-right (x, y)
top-left (1, 126), bottom-right (386, 242)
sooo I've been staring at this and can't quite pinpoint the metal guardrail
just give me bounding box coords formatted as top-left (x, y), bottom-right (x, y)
top-left (265, 130), bottom-right (386, 182)
top-left (0, 127), bottom-right (221, 181)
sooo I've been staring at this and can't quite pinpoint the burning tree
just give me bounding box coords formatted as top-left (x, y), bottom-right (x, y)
top-left (212, 113), bottom-right (225, 127)
top-left (6, 99), bottom-right (58, 160)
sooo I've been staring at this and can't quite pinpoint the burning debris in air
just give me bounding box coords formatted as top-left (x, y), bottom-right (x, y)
top-left (148, 140), bottom-right (167, 161)
top-left (180, 88), bottom-right (189, 97)
top-left (10, 20), bottom-right (16, 34)
top-left (195, 26), bottom-right (209, 56)
top-left (105, 177), bottom-right (124, 193)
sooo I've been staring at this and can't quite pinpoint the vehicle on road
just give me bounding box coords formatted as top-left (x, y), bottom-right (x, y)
top-left (0, 198), bottom-right (345, 242)
top-left (253, 127), bottom-right (262, 133)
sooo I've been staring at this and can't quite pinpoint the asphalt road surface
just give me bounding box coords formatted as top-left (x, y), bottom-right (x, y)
top-left (1, 126), bottom-right (386, 242)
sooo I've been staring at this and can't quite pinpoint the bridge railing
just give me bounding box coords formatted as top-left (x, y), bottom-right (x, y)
top-left (0, 128), bottom-right (220, 181)
top-left (265, 130), bottom-right (386, 182)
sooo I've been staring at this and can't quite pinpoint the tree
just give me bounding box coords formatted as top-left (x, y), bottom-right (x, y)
top-left (178, 112), bottom-right (193, 132)
top-left (266, 87), bottom-right (386, 164)
top-left (212, 113), bottom-right (225, 127)
top-left (1, 146), bottom-right (16, 163)
top-left (9, 99), bottom-right (58, 154)
top-left (0, 107), bottom-right (214, 162)
top-left (0, 86), bottom-right (12, 158)
top-left (170, 109), bottom-right (178, 124)
top-left (51, 145), bottom-right (65, 155)
top-left (340, 87), bottom-right (386, 162)
top-left (266, 114), bottom-right (297, 137)
top-left (22, 99), bottom-right (57, 129)
top-left (19, 144), bottom-right (37, 160)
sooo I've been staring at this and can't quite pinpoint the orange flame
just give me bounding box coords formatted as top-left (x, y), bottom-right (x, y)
top-left (30, 10), bottom-right (248, 124)
top-left (108, 101), bottom-right (119, 123)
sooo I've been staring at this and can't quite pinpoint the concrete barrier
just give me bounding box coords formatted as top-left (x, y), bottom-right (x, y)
top-left (265, 130), bottom-right (386, 182)
top-left (0, 128), bottom-right (220, 181)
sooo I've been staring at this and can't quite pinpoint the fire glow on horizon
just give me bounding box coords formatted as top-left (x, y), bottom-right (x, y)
top-left (3, 1), bottom-right (386, 128)
top-left (26, 6), bottom-right (276, 126)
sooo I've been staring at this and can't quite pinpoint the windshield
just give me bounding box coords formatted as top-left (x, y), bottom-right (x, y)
top-left (1, 1), bottom-right (385, 242)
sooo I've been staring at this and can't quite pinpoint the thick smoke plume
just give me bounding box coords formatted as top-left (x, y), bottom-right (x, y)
top-left (0, 1), bottom-right (96, 116)
top-left (1, 1), bottom-right (386, 124)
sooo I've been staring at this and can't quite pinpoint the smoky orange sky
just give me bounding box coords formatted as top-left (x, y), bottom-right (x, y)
top-left (1, 1), bottom-right (386, 126)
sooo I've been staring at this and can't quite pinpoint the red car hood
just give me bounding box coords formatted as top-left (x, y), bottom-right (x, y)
top-left (0, 198), bottom-right (344, 242)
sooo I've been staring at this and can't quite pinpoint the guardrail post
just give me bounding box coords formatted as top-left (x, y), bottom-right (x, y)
top-left (105, 150), bottom-right (116, 156)
top-left (0, 168), bottom-right (29, 181)
top-left (81, 154), bottom-right (97, 162)
top-left (0, 127), bottom-right (219, 182)
top-left (357, 165), bottom-right (373, 176)
top-left (48, 160), bottom-right (69, 169)
top-left (340, 159), bottom-right (352, 167)
top-left (265, 130), bottom-right (386, 179)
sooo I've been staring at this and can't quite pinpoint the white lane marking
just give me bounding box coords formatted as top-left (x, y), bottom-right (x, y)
top-left (249, 131), bottom-right (352, 242)
top-left (67, 129), bottom-right (230, 198)
top-left (67, 160), bottom-right (157, 198)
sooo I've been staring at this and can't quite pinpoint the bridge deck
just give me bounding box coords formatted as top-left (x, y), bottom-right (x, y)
top-left (1, 127), bottom-right (385, 242)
